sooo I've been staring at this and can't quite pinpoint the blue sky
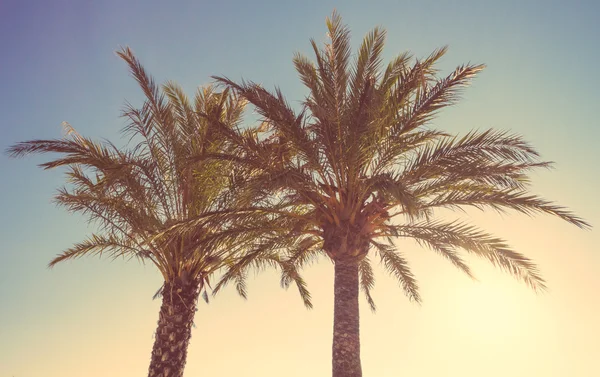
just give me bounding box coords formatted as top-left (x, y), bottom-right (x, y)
top-left (1, 1), bottom-right (599, 376)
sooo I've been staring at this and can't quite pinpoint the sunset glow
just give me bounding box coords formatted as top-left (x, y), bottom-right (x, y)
top-left (1, 1), bottom-right (598, 377)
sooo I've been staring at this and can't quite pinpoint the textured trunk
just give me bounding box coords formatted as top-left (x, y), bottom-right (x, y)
top-left (148, 279), bottom-right (200, 377)
top-left (332, 259), bottom-right (362, 377)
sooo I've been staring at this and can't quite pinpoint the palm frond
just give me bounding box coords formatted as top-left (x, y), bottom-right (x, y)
top-left (393, 63), bottom-right (485, 136)
top-left (325, 10), bottom-right (351, 106)
top-left (48, 233), bottom-right (149, 268)
top-left (372, 241), bottom-right (421, 303)
top-left (206, 12), bottom-right (589, 307)
top-left (417, 187), bottom-right (590, 229)
top-left (359, 256), bottom-right (376, 312)
top-left (388, 220), bottom-right (547, 291)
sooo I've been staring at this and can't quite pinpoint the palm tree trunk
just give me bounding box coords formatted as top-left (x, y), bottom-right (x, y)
top-left (148, 278), bottom-right (200, 377)
top-left (332, 259), bottom-right (362, 377)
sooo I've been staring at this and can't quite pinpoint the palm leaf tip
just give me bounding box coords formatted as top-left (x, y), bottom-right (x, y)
top-left (556, 211), bottom-right (591, 230)
top-left (5, 143), bottom-right (24, 158)
top-left (47, 257), bottom-right (60, 269)
top-left (504, 192), bottom-right (591, 230)
top-left (5, 140), bottom-right (49, 158)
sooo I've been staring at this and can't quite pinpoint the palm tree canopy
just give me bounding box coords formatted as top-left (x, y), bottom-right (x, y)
top-left (6, 47), bottom-right (311, 306)
top-left (209, 11), bottom-right (590, 309)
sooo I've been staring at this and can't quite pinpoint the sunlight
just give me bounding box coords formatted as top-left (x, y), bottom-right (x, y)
top-left (452, 280), bottom-right (526, 343)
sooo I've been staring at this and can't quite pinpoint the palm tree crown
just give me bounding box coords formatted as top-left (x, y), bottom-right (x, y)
top-left (6, 47), bottom-right (305, 377)
top-left (210, 11), bottom-right (590, 377)
top-left (9, 47), bottom-right (247, 289)
top-left (215, 12), bottom-right (589, 303)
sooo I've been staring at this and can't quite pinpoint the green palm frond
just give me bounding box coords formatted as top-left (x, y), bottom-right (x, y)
top-left (211, 239), bottom-right (314, 308)
top-left (325, 10), bottom-right (351, 105)
top-left (278, 258), bottom-right (314, 309)
top-left (383, 220), bottom-right (546, 291)
top-left (403, 130), bottom-right (546, 183)
top-left (7, 47), bottom-right (313, 307)
top-left (7, 125), bottom-right (123, 171)
top-left (372, 241), bottom-right (421, 303)
top-left (393, 63), bottom-right (485, 137)
top-left (359, 256), bottom-right (376, 312)
top-left (349, 26), bottom-right (386, 103)
top-left (415, 187), bottom-right (590, 229)
top-left (209, 11), bottom-right (589, 304)
top-left (48, 233), bottom-right (150, 268)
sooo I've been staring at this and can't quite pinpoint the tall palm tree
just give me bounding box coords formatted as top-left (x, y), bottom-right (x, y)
top-left (6, 47), bottom-right (310, 377)
top-left (210, 11), bottom-right (591, 377)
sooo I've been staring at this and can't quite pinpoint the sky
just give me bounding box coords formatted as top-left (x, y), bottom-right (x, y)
top-left (1, 0), bottom-right (599, 376)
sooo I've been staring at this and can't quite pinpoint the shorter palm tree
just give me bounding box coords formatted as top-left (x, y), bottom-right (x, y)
top-left (209, 11), bottom-right (591, 377)
top-left (7, 47), bottom-right (310, 377)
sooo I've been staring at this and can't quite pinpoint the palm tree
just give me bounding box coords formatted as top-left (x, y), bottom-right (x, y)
top-left (210, 11), bottom-right (591, 377)
top-left (6, 47), bottom-right (310, 377)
